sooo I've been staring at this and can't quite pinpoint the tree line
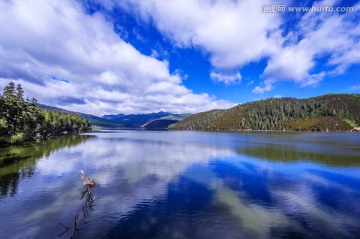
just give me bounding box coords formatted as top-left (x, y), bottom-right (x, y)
top-left (170, 94), bottom-right (360, 132)
top-left (0, 82), bottom-right (92, 144)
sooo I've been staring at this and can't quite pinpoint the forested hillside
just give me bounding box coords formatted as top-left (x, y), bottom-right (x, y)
top-left (0, 82), bottom-right (92, 144)
top-left (169, 94), bottom-right (360, 132)
top-left (143, 119), bottom-right (179, 130)
top-left (40, 104), bottom-right (123, 128)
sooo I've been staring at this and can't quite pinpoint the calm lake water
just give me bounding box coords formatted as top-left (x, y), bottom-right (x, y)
top-left (1, 130), bottom-right (360, 239)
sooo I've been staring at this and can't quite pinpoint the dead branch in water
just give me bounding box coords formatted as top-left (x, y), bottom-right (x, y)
top-left (81, 170), bottom-right (96, 187)
top-left (59, 171), bottom-right (96, 239)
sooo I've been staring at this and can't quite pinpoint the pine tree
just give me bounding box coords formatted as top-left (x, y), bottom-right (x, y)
top-left (16, 84), bottom-right (24, 100)
top-left (0, 82), bottom-right (91, 144)
top-left (3, 82), bottom-right (16, 99)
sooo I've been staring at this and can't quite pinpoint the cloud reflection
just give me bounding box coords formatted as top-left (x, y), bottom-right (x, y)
top-left (1, 131), bottom-right (360, 239)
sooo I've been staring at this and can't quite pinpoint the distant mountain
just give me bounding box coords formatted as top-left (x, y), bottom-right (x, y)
top-left (39, 105), bottom-right (191, 129)
top-left (169, 94), bottom-right (360, 132)
top-left (143, 119), bottom-right (179, 130)
top-left (39, 104), bottom-right (123, 128)
top-left (102, 112), bottom-right (191, 128)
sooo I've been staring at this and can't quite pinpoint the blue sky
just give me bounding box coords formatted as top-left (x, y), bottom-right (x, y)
top-left (0, 0), bottom-right (359, 115)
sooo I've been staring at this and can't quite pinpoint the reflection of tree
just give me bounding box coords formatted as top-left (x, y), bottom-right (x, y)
top-left (0, 134), bottom-right (93, 197)
top-left (238, 146), bottom-right (360, 167)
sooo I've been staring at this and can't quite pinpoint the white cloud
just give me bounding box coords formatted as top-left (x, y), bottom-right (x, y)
top-left (263, 47), bottom-right (314, 83)
top-left (210, 71), bottom-right (241, 84)
top-left (0, 0), bottom-right (235, 115)
top-left (1, 0), bottom-right (359, 111)
top-left (252, 80), bottom-right (273, 94)
top-left (247, 80), bottom-right (254, 86)
top-left (150, 49), bottom-right (160, 58)
top-left (352, 84), bottom-right (360, 91)
top-left (117, 0), bottom-right (360, 93)
top-left (258, 1), bottom-right (360, 92)
top-left (301, 72), bottom-right (326, 87)
top-left (119, 0), bottom-right (282, 79)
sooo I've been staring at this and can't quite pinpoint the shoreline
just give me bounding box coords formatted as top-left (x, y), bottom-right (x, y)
top-left (167, 128), bottom-right (360, 134)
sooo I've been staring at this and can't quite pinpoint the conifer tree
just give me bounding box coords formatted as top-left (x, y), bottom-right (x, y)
top-left (0, 82), bottom-right (92, 144)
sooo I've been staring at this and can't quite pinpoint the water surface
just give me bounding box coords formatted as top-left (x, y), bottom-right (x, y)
top-left (1, 131), bottom-right (360, 239)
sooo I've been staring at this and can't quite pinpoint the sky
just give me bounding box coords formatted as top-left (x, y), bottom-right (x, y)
top-left (0, 0), bottom-right (359, 116)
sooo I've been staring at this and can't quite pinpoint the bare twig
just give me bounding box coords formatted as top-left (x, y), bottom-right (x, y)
top-left (59, 171), bottom-right (96, 239)
top-left (59, 223), bottom-right (70, 237)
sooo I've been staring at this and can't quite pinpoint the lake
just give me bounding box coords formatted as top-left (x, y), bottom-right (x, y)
top-left (1, 130), bottom-right (360, 239)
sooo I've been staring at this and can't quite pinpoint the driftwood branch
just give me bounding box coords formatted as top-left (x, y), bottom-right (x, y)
top-left (81, 170), bottom-right (96, 187)
top-left (59, 170), bottom-right (96, 239)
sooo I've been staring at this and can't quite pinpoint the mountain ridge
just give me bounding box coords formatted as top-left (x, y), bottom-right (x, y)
top-left (169, 94), bottom-right (360, 132)
top-left (39, 105), bottom-right (191, 129)
top-left (39, 104), bottom-right (123, 128)
top-left (102, 112), bottom-right (191, 128)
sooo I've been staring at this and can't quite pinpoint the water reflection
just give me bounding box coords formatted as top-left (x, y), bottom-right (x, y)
top-left (0, 134), bottom-right (92, 197)
top-left (212, 159), bottom-right (360, 239)
top-left (239, 145), bottom-right (360, 166)
top-left (0, 131), bottom-right (359, 239)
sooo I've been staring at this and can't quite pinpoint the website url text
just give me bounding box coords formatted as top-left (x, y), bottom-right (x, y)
top-left (261, 5), bottom-right (354, 13)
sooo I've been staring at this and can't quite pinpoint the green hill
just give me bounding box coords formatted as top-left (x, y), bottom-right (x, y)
top-left (39, 104), bottom-right (123, 128)
top-left (143, 119), bottom-right (179, 130)
top-left (169, 94), bottom-right (360, 132)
